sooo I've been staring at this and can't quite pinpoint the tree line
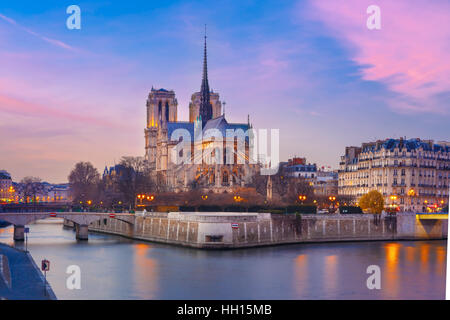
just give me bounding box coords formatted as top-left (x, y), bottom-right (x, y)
top-left (67, 157), bottom-right (351, 210)
top-left (68, 156), bottom-right (155, 209)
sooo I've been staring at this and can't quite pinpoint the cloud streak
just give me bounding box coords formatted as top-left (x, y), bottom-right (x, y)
top-left (0, 13), bottom-right (75, 51)
top-left (305, 0), bottom-right (450, 114)
top-left (0, 93), bottom-right (120, 128)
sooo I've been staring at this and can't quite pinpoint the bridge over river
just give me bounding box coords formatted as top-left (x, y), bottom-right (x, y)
top-left (0, 212), bottom-right (135, 240)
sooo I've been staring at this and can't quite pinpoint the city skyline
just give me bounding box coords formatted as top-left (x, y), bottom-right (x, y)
top-left (1, 0), bottom-right (449, 183)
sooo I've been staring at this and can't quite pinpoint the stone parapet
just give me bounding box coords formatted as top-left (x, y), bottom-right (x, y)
top-left (87, 212), bottom-right (447, 249)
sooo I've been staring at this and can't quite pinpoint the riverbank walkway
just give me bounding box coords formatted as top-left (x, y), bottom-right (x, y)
top-left (0, 243), bottom-right (56, 300)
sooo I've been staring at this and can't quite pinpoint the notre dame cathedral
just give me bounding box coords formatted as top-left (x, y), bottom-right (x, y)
top-left (144, 34), bottom-right (259, 192)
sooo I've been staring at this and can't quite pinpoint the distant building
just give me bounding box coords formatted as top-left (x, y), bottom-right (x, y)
top-left (287, 157), bottom-right (306, 166)
top-left (103, 164), bottom-right (127, 180)
top-left (284, 158), bottom-right (338, 196)
top-left (0, 170), bottom-right (13, 203)
top-left (314, 170), bottom-right (338, 196)
top-left (285, 158), bottom-right (317, 179)
top-left (338, 138), bottom-right (450, 212)
top-left (47, 184), bottom-right (70, 202)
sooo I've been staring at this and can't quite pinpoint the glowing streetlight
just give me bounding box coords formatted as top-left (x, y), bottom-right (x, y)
top-left (137, 194), bottom-right (144, 205)
top-left (390, 195), bottom-right (398, 208)
top-left (298, 195), bottom-right (307, 204)
top-left (329, 196), bottom-right (336, 212)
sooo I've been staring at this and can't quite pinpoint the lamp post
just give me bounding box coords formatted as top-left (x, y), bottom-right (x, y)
top-left (329, 196), bottom-right (336, 212)
top-left (137, 194), bottom-right (144, 205)
top-left (298, 195), bottom-right (307, 205)
top-left (390, 195), bottom-right (398, 211)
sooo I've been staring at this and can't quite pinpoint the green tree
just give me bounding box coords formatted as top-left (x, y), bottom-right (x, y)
top-left (359, 190), bottom-right (384, 214)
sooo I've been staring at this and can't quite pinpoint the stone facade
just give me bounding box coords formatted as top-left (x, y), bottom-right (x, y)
top-left (0, 171), bottom-right (12, 203)
top-left (339, 138), bottom-right (450, 212)
top-left (143, 37), bottom-right (258, 192)
top-left (189, 91), bottom-right (222, 122)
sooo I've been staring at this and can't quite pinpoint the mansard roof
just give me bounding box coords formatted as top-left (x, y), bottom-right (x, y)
top-left (361, 138), bottom-right (450, 153)
top-left (0, 172), bottom-right (11, 180)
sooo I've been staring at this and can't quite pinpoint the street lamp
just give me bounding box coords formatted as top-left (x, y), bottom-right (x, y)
top-left (298, 195), bottom-right (307, 204)
top-left (201, 195), bottom-right (208, 201)
top-left (329, 196), bottom-right (336, 212)
top-left (390, 195), bottom-right (397, 206)
top-left (234, 195), bottom-right (243, 202)
top-left (137, 194), bottom-right (144, 205)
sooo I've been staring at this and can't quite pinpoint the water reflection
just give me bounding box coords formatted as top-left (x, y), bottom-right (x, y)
top-left (384, 243), bottom-right (401, 297)
top-left (324, 255), bottom-right (338, 296)
top-left (0, 222), bottom-right (446, 300)
top-left (133, 243), bottom-right (159, 299)
top-left (294, 254), bottom-right (308, 297)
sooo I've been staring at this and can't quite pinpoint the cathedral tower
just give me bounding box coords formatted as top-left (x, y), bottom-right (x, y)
top-left (145, 88), bottom-right (178, 166)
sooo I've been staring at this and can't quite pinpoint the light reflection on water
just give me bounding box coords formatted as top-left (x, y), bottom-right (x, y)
top-left (0, 220), bottom-right (446, 300)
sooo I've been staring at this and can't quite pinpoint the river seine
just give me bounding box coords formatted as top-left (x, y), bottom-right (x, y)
top-left (0, 219), bottom-right (446, 299)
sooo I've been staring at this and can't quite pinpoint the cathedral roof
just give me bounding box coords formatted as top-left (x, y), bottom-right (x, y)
top-left (167, 116), bottom-right (250, 142)
top-left (203, 115), bottom-right (249, 137)
top-left (167, 122), bottom-right (195, 140)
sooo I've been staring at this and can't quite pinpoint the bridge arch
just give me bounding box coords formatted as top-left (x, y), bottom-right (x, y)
top-left (0, 212), bottom-right (135, 241)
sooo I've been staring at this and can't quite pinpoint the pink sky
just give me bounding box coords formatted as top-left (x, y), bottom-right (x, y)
top-left (1, 1), bottom-right (449, 183)
top-left (306, 0), bottom-right (450, 114)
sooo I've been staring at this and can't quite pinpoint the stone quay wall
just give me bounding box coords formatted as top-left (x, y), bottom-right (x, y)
top-left (75, 211), bottom-right (448, 249)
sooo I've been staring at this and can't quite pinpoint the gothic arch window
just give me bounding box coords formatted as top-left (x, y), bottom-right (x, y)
top-left (158, 101), bottom-right (162, 122)
top-left (165, 101), bottom-right (169, 121)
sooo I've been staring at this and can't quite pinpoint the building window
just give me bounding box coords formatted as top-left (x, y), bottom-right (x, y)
top-left (158, 101), bottom-right (162, 121)
top-left (165, 102), bottom-right (169, 121)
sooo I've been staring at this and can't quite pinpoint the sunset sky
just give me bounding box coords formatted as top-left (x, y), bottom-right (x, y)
top-left (1, 0), bottom-right (449, 182)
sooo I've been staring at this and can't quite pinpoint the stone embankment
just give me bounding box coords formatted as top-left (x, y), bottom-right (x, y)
top-left (63, 211), bottom-right (449, 249)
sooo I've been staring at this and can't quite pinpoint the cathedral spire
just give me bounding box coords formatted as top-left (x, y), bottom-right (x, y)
top-left (199, 24), bottom-right (213, 124)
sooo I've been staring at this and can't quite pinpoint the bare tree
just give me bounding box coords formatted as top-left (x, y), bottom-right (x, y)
top-left (21, 176), bottom-right (44, 203)
top-left (117, 156), bottom-right (154, 208)
top-left (68, 162), bottom-right (100, 204)
top-left (285, 177), bottom-right (314, 204)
